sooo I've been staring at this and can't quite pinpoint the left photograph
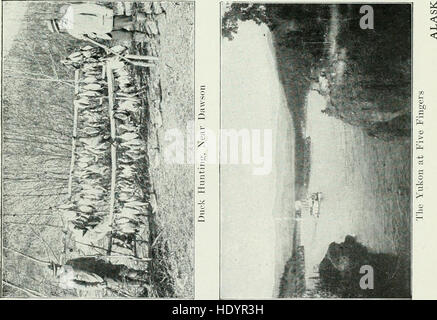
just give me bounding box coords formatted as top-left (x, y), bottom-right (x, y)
top-left (1, 1), bottom-right (194, 298)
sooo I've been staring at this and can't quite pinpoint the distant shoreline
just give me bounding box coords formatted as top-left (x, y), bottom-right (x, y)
top-left (266, 27), bottom-right (297, 297)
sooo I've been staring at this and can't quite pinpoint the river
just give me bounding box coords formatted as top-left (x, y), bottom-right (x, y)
top-left (221, 20), bottom-right (410, 298)
top-left (302, 92), bottom-right (411, 289)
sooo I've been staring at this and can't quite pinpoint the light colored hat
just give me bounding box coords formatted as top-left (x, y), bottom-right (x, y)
top-left (47, 19), bottom-right (60, 33)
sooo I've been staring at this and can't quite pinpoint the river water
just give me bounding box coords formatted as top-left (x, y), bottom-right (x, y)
top-left (221, 20), bottom-right (410, 298)
top-left (302, 92), bottom-right (411, 289)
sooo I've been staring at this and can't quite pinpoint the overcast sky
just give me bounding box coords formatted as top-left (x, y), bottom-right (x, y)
top-left (221, 20), bottom-right (294, 298)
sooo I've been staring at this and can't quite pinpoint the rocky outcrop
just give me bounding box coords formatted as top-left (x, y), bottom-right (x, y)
top-left (318, 235), bottom-right (410, 298)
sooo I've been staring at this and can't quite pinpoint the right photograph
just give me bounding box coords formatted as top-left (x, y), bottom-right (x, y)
top-left (220, 3), bottom-right (411, 298)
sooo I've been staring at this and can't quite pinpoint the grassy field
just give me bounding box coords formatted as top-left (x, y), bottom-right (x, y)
top-left (130, 2), bottom-right (195, 298)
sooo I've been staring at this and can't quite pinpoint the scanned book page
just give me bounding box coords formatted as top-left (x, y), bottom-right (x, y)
top-left (1, 0), bottom-right (437, 300)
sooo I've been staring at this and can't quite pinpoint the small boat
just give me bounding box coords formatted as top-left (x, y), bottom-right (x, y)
top-left (310, 192), bottom-right (323, 217)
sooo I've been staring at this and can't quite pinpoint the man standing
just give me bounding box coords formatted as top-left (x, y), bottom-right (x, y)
top-left (47, 3), bottom-right (147, 42)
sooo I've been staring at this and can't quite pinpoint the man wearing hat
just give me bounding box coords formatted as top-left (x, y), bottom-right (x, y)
top-left (47, 3), bottom-right (147, 42)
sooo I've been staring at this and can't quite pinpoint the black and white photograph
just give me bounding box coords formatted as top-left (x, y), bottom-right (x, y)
top-left (221, 3), bottom-right (411, 298)
top-left (1, 1), bottom-right (194, 298)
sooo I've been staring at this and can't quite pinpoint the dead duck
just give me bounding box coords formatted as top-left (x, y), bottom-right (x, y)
top-left (110, 45), bottom-right (128, 55)
top-left (114, 111), bottom-right (130, 122)
top-left (118, 132), bottom-right (139, 142)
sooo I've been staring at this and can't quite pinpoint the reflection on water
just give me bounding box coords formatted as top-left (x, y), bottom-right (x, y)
top-left (221, 20), bottom-right (410, 298)
top-left (301, 91), bottom-right (410, 294)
